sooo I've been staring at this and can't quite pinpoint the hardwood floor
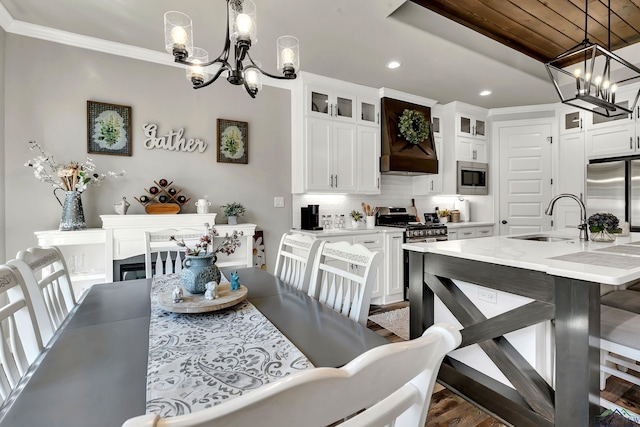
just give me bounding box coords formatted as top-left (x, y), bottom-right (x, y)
top-left (367, 302), bottom-right (640, 427)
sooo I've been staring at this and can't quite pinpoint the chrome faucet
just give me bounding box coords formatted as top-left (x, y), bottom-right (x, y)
top-left (544, 193), bottom-right (588, 241)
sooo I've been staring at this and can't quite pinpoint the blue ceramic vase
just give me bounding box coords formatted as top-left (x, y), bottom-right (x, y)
top-left (180, 253), bottom-right (221, 294)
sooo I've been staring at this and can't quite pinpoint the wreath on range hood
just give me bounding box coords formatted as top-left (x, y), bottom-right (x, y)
top-left (398, 109), bottom-right (429, 145)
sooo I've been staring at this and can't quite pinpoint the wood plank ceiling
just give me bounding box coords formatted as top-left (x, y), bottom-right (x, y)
top-left (411, 0), bottom-right (640, 63)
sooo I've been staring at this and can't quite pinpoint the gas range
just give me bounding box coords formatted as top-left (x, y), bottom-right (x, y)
top-left (375, 206), bottom-right (448, 242)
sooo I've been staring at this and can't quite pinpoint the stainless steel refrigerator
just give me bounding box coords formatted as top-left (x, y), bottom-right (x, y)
top-left (586, 159), bottom-right (640, 230)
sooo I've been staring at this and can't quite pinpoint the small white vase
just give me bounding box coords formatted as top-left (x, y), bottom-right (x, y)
top-left (351, 219), bottom-right (360, 229)
top-left (366, 216), bottom-right (376, 229)
top-left (228, 216), bottom-right (238, 225)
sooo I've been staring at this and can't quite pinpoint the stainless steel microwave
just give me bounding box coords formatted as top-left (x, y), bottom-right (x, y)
top-left (457, 161), bottom-right (488, 195)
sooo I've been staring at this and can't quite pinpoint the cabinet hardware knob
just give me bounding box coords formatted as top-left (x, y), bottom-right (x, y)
top-left (501, 220), bottom-right (508, 224)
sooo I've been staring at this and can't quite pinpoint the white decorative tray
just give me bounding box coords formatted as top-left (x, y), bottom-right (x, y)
top-left (157, 283), bottom-right (248, 314)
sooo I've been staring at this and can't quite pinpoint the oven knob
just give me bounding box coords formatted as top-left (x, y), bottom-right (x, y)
top-left (420, 230), bottom-right (425, 236)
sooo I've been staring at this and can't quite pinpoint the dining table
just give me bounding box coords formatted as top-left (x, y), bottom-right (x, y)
top-left (0, 267), bottom-right (389, 427)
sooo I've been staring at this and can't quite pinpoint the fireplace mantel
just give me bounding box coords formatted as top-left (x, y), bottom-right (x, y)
top-left (36, 214), bottom-right (256, 295)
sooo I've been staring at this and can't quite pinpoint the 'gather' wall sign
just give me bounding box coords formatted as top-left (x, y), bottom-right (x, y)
top-left (143, 123), bottom-right (207, 153)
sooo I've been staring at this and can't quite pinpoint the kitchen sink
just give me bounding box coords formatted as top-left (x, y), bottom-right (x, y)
top-left (508, 234), bottom-right (575, 242)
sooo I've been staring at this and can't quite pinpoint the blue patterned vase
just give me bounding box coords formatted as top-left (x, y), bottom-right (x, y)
top-left (180, 253), bottom-right (221, 294)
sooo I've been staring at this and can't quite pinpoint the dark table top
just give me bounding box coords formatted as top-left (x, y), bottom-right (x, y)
top-left (0, 267), bottom-right (388, 427)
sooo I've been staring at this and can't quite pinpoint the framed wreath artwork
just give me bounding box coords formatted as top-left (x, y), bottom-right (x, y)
top-left (217, 119), bottom-right (248, 164)
top-left (87, 101), bottom-right (132, 156)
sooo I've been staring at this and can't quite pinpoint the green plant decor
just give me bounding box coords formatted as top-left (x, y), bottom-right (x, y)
top-left (223, 202), bottom-right (246, 217)
top-left (398, 109), bottom-right (429, 145)
top-left (350, 210), bottom-right (363, 222)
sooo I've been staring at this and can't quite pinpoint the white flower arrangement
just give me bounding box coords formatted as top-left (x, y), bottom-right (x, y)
top-left (24, 140), bottom-right (125, 193)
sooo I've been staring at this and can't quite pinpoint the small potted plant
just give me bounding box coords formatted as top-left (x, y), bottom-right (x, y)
top-left (350, 210), bottom-right (363, 228)
top-left (587, 212), bottom-right (620, 242)
top-left (222, 202), bottom-right (246, 225)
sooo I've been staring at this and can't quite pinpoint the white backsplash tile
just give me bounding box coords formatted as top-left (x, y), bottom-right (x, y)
top-left (292, 175), bottom-right (494, 228)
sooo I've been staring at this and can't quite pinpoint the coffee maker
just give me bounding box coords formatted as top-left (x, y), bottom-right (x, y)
top-left (301, 204), bottom-right (322, 230)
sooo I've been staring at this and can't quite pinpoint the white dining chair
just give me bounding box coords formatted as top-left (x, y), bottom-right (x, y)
top-left (273, 232), bottom-right (321, 292)
top-left (122, 322), bottom-right (461, 427)
top-left (599, 305), bottom-right (640, 420)
top-left (307, 240), bottom-right (383, 325)
top-left (145, 228), bottom-right (203, 279)
top-left (16, 246), bottom-right (76, 336)
top-left (0, 263), bottom-right (47, 403)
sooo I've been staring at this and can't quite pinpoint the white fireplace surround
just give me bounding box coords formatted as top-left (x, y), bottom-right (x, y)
top-left (35, 214), bottom-right (256, 296)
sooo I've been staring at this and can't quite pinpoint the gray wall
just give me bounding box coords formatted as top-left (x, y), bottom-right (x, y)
top-left (0, 28), bottom-right (5, 263)
top-left (4, 34), bottom-right (291, 269)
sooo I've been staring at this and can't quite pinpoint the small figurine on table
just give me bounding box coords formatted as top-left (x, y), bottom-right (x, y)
top-left (204, 281), bottom-right (218, 300)
top-left (172, 285), bottom-right (184, 303)
top-left (230, 271), bottom-right (240, 291)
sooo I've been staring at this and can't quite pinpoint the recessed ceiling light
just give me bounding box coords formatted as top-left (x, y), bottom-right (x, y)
top-left (479, 90), bottom-right (492, 96)
top-left (386, 61), bottom-right (401, 69)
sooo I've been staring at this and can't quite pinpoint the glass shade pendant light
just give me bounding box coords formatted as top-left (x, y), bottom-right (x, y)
top-left (164, 0), bottom-right (299, 98)
top-left (545, 0), bottom-right (640, 117)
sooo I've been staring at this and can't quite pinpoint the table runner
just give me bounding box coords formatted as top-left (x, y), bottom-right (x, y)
top-left (146, 274), bottom-right (313, 417)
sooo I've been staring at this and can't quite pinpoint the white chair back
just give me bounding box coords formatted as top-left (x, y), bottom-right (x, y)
top-left (145, 228), bottom-right (203, 279)
top-left (16, 246), bottom-right (76, 334)
top-left (599, 305), bottom-right (640, 420)
top-left (273, 233), bottom-right (321, 292)
top-left (0, 263), bottom-right (46, 403)
top-left (308, 240), bottom-right (383, 325)
top-left (122, 323), bottom-right (461, 427)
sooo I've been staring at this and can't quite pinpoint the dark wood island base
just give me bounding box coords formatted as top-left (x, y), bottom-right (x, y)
top-left (408, 251), bottom-right (601, 427)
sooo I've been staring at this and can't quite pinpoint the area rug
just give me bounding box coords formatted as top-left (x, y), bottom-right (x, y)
top-left (368, 307), bottom-right (409, 340)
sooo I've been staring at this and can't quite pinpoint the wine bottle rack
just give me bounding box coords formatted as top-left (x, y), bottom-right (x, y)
top-left (134, 179), bottom-right (190, 214)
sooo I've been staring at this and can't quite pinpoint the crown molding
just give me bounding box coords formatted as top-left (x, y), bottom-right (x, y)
top-left (0, 2), bottom-right (11, 29)
top-left (0, 11), bottom-right (290, 90)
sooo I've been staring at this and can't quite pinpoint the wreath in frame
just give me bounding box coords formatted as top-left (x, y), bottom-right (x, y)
top-left (398, 109), bottom-right (429, 145)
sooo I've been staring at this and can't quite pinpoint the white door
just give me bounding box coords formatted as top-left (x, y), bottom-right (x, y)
top-left (498, 123), bottom-right (553, 235)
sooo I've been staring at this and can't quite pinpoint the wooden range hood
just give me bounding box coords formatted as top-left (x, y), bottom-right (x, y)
top-left (380, 97), bottom-right (438, 175)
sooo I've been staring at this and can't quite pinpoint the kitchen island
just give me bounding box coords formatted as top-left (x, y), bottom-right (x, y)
top-left (403, 230), bottom-right (640, 427)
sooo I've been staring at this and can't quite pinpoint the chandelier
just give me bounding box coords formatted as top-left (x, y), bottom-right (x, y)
top-left (545, 0), bottom-right (640, 117)
top-left (164, 0), bottom-right (299, 98)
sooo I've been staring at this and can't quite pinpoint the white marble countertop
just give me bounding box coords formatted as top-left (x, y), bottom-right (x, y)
top-left (403, 229), bottom-right (640, 285)
top-left (291, 226), bottom-right (403, 237)
top-left (444, 221), bottom-right (495, 229)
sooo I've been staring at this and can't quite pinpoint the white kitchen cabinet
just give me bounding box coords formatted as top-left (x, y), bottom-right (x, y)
top-left (292, 73), bottom-right (381, 194)
top-left (305, 117), bottom-right (357, 192)
top-left (438, 101), bottom-right (490, 193)
top-left (307, 86), bottom-right (356, 123)
top-left (357, 96), bottom-right (380, 127)
top-left (384, 233), bottom-right (404, 303)
top-left (412, 135), bottom-right (443, 194)
top-left (457, 136), bottom-right (488, 162)
top-left (585, 85), bottom-right (640, 159)
top-left (447, 225), bottom-right (493, 240)
top-left (457, 111), bottom-right (487, 140)
top-left (586, 121), bottom-right (637, 159)
top-left (356, 125), bottom-right (381, 193)
top-left (555, 131), bottom-right (585, 230)
top-left (560, 109), bottom-right (584, 135)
